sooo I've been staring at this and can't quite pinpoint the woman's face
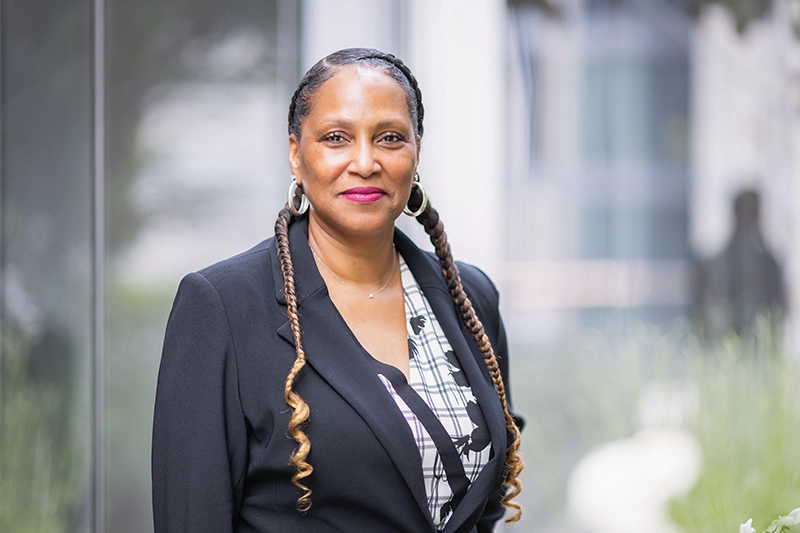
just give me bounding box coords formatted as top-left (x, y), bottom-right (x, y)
top-left (289, 65), bottom-right (419, 240)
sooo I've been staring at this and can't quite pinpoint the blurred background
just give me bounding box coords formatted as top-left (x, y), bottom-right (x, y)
top-left (1, 0), bottom-right (799, 532)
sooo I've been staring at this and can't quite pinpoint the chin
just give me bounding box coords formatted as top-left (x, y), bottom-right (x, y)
top-left (337, 214), bottom-right (400, 238)
top-left (310, 202), bottom-right (404, 236)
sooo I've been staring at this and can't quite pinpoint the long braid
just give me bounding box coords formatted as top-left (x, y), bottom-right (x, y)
top-left (416, 200), bottom-right (524, 523)
top-left (275, 207), bottom-right (313, 511)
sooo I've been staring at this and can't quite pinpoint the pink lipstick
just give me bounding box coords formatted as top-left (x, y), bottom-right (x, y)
top-left (341, 187), bottom-right (386, 203)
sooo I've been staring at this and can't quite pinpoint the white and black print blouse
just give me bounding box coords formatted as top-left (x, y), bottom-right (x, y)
top-left (372, 255), bottom-right (491, 531)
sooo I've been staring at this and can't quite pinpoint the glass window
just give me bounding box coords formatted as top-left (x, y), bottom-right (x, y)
top-left (1, 1), bottom-right (94, 531)
top-left (103, 2), bottom-right (293, 531)
top-left (580, 7), bottom-right (690, 260)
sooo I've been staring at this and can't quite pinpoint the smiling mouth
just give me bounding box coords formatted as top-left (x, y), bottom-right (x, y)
top-left (341, 187), bottom-right (386, 203)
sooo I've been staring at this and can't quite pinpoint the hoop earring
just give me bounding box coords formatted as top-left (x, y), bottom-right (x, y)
top-left (287, 178), bottom-right (309, 216)
top-left (404, 173), bottom-right (428, 217)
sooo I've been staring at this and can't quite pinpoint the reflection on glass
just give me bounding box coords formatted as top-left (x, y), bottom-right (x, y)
top-left (503, 5), bottom-right (693, 531)
top-left (104, 1), bottom-right (289, 531)
top-left (1, 1), bottom-right (94, 531)
top-left (581, 12), bottom-right (690, 261)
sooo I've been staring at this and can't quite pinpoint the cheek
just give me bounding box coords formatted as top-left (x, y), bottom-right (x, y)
top-left (395, 159), bottom-right (418, 184)
top-left (295, 154), bottom-right (322, 184)
top-left (300, 149), bottom-right (347, 180)
top-left (388, 147), bottom-right (418, 174)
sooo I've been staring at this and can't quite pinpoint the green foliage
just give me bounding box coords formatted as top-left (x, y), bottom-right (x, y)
top-left (508, 317), bottom-right (799, 533)
top-left (0, 326), bottom-right (88, 533)
top-left (669, 335), bottom-right (800, 532)
top-left (104, 281), bottom-right (175, 531)
top-left (508, 319), bottom-right (686, 531)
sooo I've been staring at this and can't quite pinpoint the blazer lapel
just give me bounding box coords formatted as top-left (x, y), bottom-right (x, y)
top-left (273, 218), bottom-right (435, 530)
top-left (395, 231), bottom-right (508, 533)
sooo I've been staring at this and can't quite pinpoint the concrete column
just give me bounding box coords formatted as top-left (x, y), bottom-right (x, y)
top-left (300, 0), bottom-right (407, 71)
top-left (405, 0), bottom-right (506, 280)
top-left (298, 0), bottom-right (505, 279)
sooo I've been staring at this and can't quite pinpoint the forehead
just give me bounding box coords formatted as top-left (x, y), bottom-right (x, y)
top-left (303, 65), bottom-right (412, 126)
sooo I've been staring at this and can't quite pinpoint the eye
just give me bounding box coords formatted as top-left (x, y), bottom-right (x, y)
top-left (321, 132), bottom-right (346, 143)
top-left (380, 132), bottom-right (406, 144)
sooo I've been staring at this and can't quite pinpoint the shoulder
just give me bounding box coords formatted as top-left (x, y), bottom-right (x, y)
top-left (197, 237), bottom-right (274, 279)
top-left (190, 237), bottom-right (275, 292)
top-left (396, 230), bottom-right (500, 307)
top-left (448, 260), bottom-right (504, 341)
top-left (412, 248), bottom-right (501, 321)
top-left (169, 237), bottom-right (277, 317)
top-left (457, 261), bottom-right (502, 337)
top-left (455, 261), bottom-right (499, 305)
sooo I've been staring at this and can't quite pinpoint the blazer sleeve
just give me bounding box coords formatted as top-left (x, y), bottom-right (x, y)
top-left (152, 272), bottom-right (248, 533)
top-left (458, 264), bottom-right (525, 533)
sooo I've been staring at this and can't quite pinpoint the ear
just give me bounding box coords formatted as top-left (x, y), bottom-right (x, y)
top-left (288, 134), bottom-right (301, 184)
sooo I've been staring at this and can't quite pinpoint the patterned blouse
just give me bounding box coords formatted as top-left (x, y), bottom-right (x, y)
top-left (372, 255), bottom-right (491, 530)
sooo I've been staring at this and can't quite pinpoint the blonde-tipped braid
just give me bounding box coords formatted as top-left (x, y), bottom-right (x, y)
top-left (414, 196), bottom-right (524, 523)
top-left (275, 206), bottom-right (313, 511)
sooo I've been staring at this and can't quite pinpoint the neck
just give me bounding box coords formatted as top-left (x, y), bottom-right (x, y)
top-left (306, 216), bottom-right (397, 288)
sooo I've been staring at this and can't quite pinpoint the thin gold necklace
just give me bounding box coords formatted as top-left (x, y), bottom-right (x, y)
top-left (311, 246), bottom-right (396, 299)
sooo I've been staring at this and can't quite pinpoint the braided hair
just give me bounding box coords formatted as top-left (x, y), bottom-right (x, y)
top-left (278, 48), bottom-right (523, 522)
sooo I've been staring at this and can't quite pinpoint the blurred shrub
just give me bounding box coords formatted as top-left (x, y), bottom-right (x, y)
top-left (669, 327), bottom-right (800, 532)
top-left (507, 319), bottom-right (679, 531)
top-left (0, 324), bottom-right (87, 533)
top-left (507, 316), bottom-right (799, 533)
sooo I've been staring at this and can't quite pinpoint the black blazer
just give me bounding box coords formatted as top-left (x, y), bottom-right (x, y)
top-left (152, 217), bottom-right (520, 533)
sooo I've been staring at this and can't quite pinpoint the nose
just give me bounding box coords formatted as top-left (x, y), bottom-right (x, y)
top-left (348, 137), bottom-right (380, 178)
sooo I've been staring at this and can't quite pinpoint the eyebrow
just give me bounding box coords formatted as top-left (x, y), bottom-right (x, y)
top-left (316, 118), bottom-right (413, 131)
top-left (374, 119), bottom-right (411, 130)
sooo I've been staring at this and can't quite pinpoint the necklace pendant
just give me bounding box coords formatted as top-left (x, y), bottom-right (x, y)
top-left (369, 293), bottom-right (374, 299)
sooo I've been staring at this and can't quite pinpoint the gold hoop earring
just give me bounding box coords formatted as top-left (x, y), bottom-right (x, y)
top-left (404, 173), bottom-right (428, 217)
top-left (287, 178), bottom-right (310, 216)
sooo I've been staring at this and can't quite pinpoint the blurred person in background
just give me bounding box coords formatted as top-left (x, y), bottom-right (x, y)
top-left (151, 48), bottom-right (523, 533)
top-left (695, 188), bottom-right (787, 344)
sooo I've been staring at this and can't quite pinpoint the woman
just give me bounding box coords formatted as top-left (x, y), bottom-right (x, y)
top-left (152, 48), bottom-right (523, 533)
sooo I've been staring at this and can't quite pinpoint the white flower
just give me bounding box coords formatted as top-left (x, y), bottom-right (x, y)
top-left (773, 508), bottom-right (800, 528)
top-left (741, 508), bottom-right (800, 533)
top-left (740, 518), bottom-right (756, 533)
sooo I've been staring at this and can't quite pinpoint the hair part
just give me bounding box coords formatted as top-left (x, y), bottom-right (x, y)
top-left (288, 48), bottom-right (424, 140)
